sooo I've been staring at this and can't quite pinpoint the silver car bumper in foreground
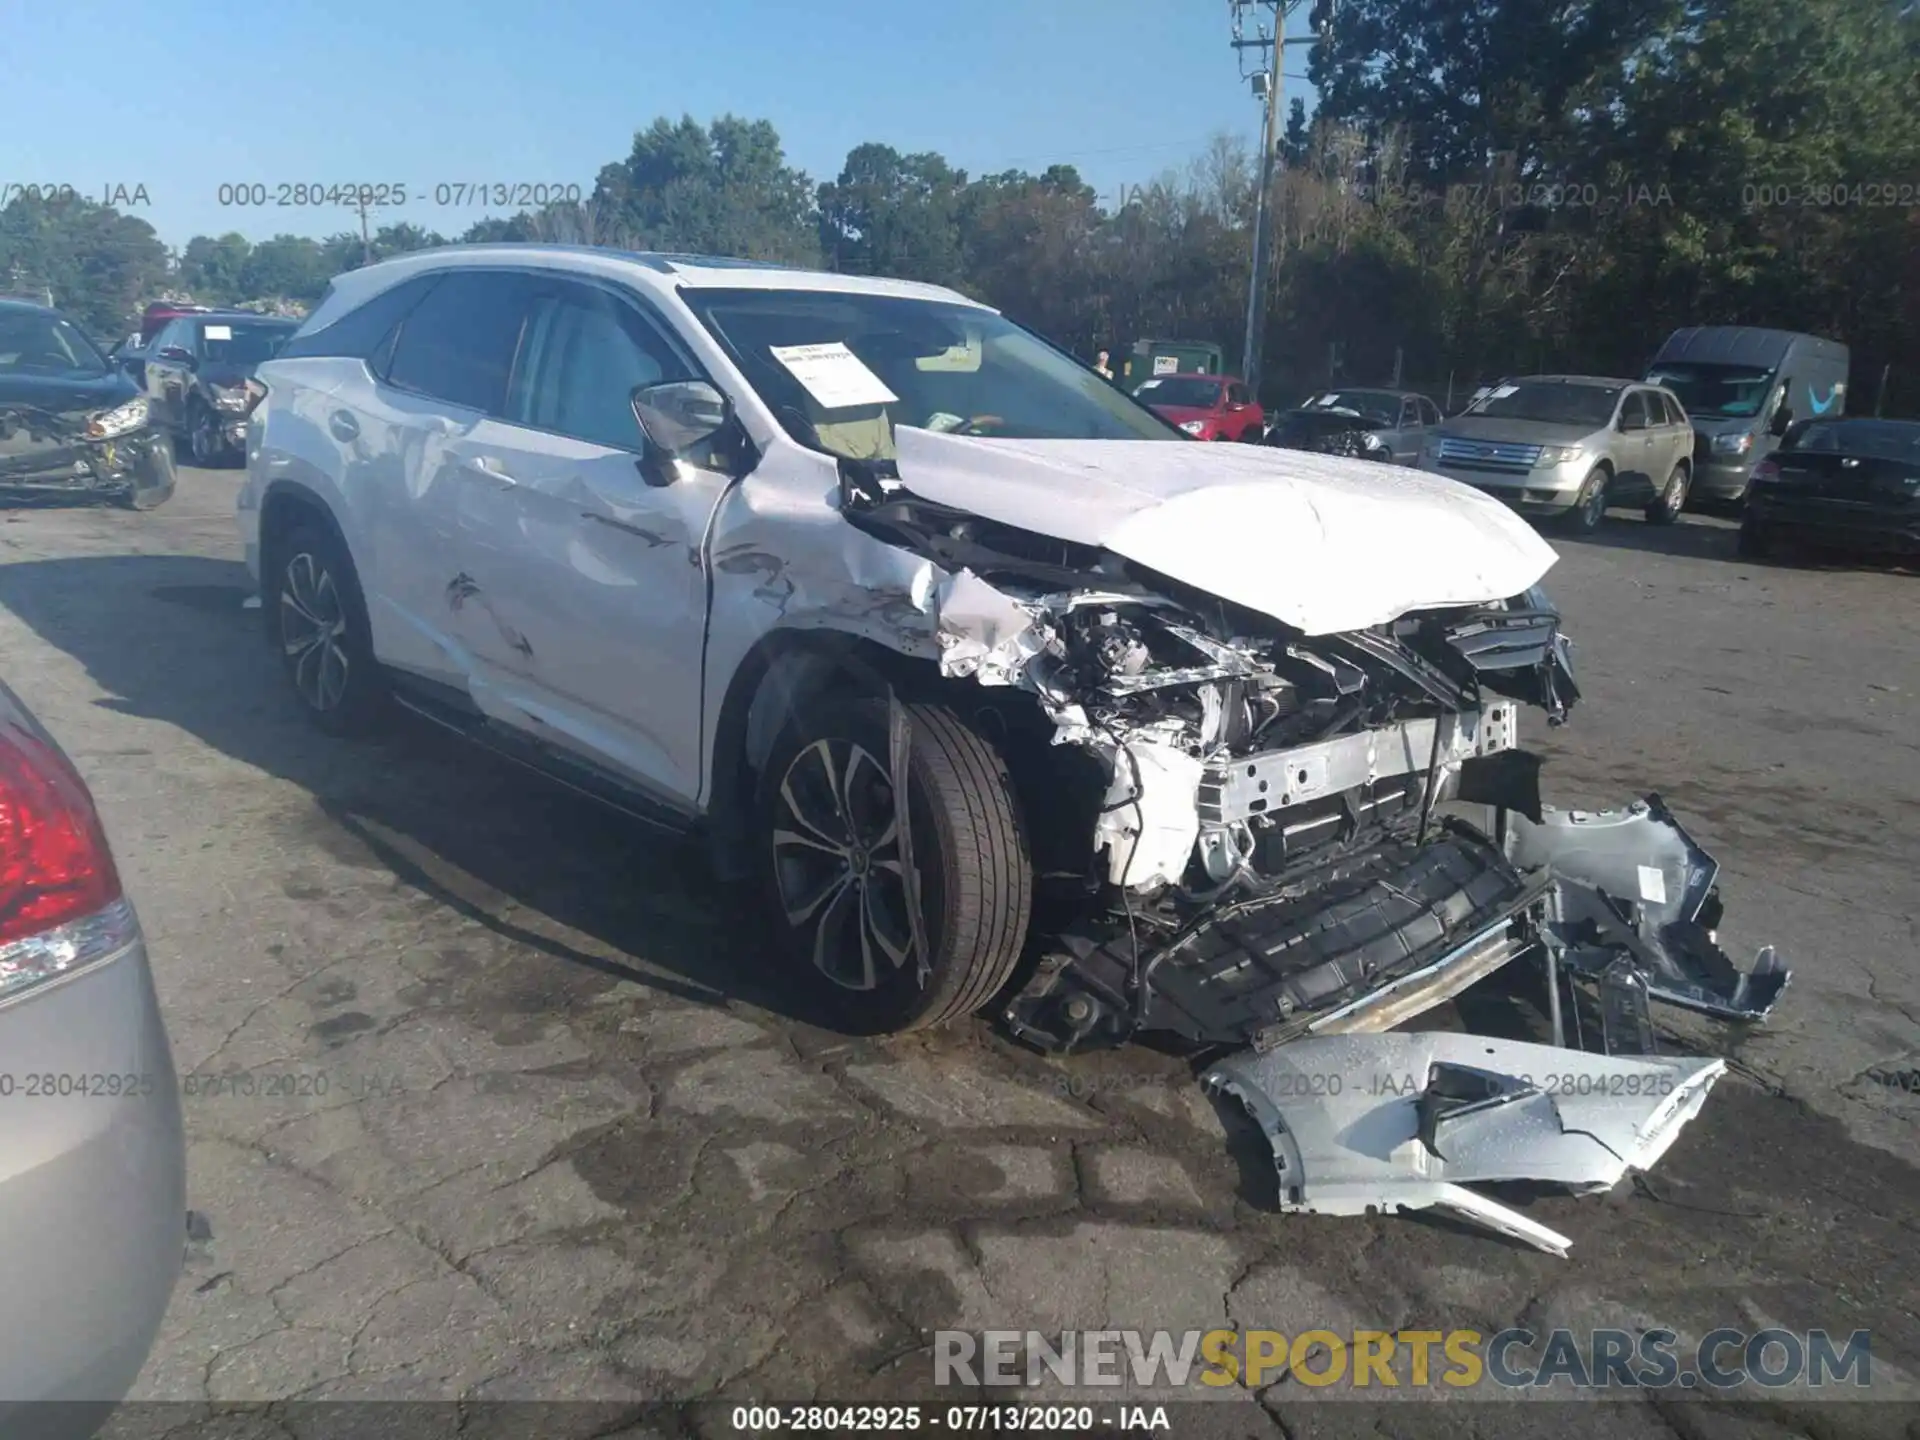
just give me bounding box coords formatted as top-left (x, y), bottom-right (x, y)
top-left (0, 905), bottom-right (185, 1437)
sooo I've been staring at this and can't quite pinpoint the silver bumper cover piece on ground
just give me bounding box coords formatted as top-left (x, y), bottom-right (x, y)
top-left (1206, 1033), bottom-right (1726, 1257)
top-left (1508, 793), bottom-right (1791, 1043)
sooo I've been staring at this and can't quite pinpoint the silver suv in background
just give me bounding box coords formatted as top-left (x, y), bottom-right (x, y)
top-left (1420, 376), bottom-right (1694, 531)
top-left (0, 680), bottom-right (185, 1440)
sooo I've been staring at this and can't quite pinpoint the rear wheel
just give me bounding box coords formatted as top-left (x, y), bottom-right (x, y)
top-left (1646, 463), bottom-right (1689, 525)
top-left (271, 522), bottom-right (388, 735)
top-left (187, 400), bottom-right (224, 466)
top-left (755, 698), bottom-right (1032, 1034)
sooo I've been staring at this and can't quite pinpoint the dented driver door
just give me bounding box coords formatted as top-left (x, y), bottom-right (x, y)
top-left (437, 278), bottom-right (726, 808)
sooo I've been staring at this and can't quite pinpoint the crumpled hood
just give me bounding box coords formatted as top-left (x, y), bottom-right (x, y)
top-left (892, 428), bottom-right (1559, 635)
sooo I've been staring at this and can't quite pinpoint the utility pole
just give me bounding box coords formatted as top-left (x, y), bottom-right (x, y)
top-left (353, 191), bottom-right (375, 266)
top-left (1230, 0), bottom-right (1312, 396)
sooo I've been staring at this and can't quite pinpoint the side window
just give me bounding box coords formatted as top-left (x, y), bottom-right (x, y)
top-left (1227, 382), bottom-right (1251, 406)
top-left (279, 273), bottom-right (439, 371)
top-left (1795, 420), bottom-right (1842, 453)
top-left (1399, 398), bottom-right (1420, 428)
top-left (1619, 391), bottom-right (1649, 430)
top-left (385, 270), bottom-right (536, 414)
top-left (1420, 398), bottom-right (1441, 426)
top-left (504, 281), bottom-right (696, 450)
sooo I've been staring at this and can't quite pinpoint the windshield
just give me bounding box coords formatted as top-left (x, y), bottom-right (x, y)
top-left (1643, 361), bottom-right (1776, 419)
top-left (1276, 409), bottom-right (1365, 439)
top-left (1135, 376), bottom-right (1223, 408)
top-left (1466, 380), bottom-right (1621, 427)
top-left (0, 310), bottom-right (110, 378)
top-left (682, 288), bottom-right (1180, 458)
top-left (1303, 390), bottom-right (1398, 424)
top-left (1792, 419), bottom-right (1920, 463)
top-left (198, 322), bottom-right (294, 366)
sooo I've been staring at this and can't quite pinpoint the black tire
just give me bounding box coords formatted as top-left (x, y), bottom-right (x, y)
top-left (187, 400), bottom-right (225, 467)
top-left (1646, 463), bottom-right (1689, 525)
top-left (1736, 517), bottom-right (1772, 559)
top-left (1563, 466), bottom-right (1611, 533)
top-left (755, 698), bottom-right (1032, 1035)
top-left (270, 521), bottom-right (388, 735)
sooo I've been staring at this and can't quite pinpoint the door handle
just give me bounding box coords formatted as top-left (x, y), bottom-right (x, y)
top-left (459, 454), bottom-right (517, 487)
top-left (1840, 457), bottom-right (1861, 468)
top-left (328, 410), bottom-right (360, 443)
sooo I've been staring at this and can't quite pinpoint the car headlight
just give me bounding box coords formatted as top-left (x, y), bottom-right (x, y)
top-left (212, 385), bottom-right (251, 411)
top-left (1180, 420), bottom-right (1207, 436)
top-left (1711, 432), bottom-right (1754, 456)
top-left (83, 396), bottom-right (149, 440)
top-left (1535, 444), bottom-right (1585, 467)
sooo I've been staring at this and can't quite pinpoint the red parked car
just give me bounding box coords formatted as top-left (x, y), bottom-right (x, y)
top-left (1134, 372), bottom-right (1265, 441)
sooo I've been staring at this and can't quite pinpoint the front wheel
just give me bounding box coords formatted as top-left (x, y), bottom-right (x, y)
top-left (271, 522), bottom-right (388, 735)
top-left (756, 698), bottom-right (1032, 1035)
top-left (1563, 467), bottom-right (1611, 533)
top-left (1646, 464), bottom-right (1689, 525)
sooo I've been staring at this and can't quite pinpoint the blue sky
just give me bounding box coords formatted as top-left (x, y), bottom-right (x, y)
top-left (4, 0), bottom-right (1318, 249)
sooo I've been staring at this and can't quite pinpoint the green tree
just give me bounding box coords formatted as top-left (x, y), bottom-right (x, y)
top-left (592, 114), bottom-right (819, 264)
top-left (178, 233), bottom-right (252, 303)
top-left (817, 144), bottom-right (969, 285)
top-left (0, 192), bottom-right (167, 338)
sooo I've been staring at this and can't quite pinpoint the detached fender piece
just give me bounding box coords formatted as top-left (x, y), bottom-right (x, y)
top-left (1205, 1033), bottom-right (1726, 1257)
top-left (1505, 793), bottom-right (1792, 1023)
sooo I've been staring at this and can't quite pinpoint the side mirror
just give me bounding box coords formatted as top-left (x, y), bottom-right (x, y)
top-left (631, 379), bottom-right (730, 458)
top-left (1769, 405), bottom-right (1794, 438)
top-left (158, 346), bottom-right (194, 365)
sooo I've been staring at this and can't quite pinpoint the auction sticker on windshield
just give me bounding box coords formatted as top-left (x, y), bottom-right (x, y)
top-left (204, 324), bottom-right (232, 340)
top-left (770, 341), bottom-right (898, 409)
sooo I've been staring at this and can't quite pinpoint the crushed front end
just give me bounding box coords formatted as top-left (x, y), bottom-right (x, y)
top-left (0, 399), bottom-right (175, 508)
top-left (972, 581), bottom-right (1617, 1054)
top-left (843, 459), bottom-right (1787, 1064)
top-left (841, 433), bottom-right (1789, 1253)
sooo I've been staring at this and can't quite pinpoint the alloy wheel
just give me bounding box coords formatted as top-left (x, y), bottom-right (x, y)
top-left (770, 737), bottom-right (917, 992)
top-left (1660, 468), bottom-right (1688, 519)
top-left (1577, 473), bottom-right (1608, 529)
top-left (279, 552), bottom-right (350, 711)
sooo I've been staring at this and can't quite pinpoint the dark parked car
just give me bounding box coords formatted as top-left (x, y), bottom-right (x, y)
top-left (141, 312), bottom-right (296, 465)
top-left (1740, 416), bottom-right (1920, 562)
top-left (0, 299), bottom-right (176, 510)
top-left (1267, 389), bottom-right (1441, 465)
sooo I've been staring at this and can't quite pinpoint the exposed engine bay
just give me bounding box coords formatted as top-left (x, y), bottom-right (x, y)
top-left (836, 434), bottom-right (1790, 1252)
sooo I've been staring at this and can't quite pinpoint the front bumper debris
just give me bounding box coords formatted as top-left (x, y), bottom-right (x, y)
top-left (1507, 793), bottom-right (1790, 1044)
top-left (0, 424), bottom-right (174, 506)
top-left (1205, 1033), bottom-right (1726, 1256)
top-left (1017, 789), bottom-right (1786, 1254)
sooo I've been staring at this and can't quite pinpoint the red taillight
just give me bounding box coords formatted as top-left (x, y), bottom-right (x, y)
top-left (0, 726), bottom-right (123, 948)
top-left (242, 378), bottom-right (269, 417)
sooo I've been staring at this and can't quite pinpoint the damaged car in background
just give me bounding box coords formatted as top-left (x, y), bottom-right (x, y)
top-left (238, 245), bottom-right (1790, 1255)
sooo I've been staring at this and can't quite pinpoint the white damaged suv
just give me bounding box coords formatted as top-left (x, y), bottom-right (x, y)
top-left (237, 245), bottom-right (1785, 1053)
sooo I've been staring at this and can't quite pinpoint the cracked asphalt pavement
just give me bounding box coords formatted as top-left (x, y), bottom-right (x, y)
top-left (1, 470), bottom-right (1917, 1437)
